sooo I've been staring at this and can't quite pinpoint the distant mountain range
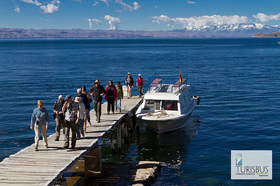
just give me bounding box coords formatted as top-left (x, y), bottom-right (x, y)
top-left (174, 23), bottom-right (280, 34)
top-left (1, 23), bottom-right (280, 39)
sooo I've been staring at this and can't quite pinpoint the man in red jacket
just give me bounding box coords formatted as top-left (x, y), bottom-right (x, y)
top-left (137, 74), bottom-right (145, 97)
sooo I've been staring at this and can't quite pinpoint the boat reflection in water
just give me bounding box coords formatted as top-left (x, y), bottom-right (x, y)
top-left (136, 115), bottom-right (200, 166)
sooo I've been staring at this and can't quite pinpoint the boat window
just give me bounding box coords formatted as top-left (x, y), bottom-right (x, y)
top-left (144, 100), bottom-right (160, 110)
top-left (162, 100), bottom-right (178, 111)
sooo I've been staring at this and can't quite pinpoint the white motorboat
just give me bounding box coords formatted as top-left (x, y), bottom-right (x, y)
top-left (136, 77), bottom-right (200, 134)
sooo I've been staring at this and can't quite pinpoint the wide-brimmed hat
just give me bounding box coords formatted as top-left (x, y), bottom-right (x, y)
top-left (127, 72), bottom-right (131, 75)
top-left (58, 95), bottom-right (63, 99)
top-left (65, 95), bottom-right (71, 101)
top-left (138, 74), bottom-right (141, 77)
top-left (94, 79), bottom-right (100, 84)
top-left (74, 97), bottom-right (81, 103)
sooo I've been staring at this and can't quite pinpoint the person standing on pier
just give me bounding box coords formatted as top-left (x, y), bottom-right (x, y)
top-left (62, 95), bottom-right (79, 149)
top-left (53, 95), bottom-right (65, 141)
top-left (90, 80), bottom-right (105, 123)
top-left (105, 80), bottom-right (117, 114)
top-left (74, 97), bottom-right (86, 139)
top-left (81, 86), bottom-right (92, 131)
top-left (115, 81), bottom-right (123, 112)
top-left (137, 74), bottom-right (145, 97)
top-left (30, 100), bottom-right (49, 151)
top-left (125, 72), bottom-right (134, 98)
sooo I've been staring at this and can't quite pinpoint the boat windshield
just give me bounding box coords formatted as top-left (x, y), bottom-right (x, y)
top-left (144, 100), bottom-right (178, 111)
top-left (144, 100), bottom-right (160, 110)
top-left (162, 100), bottom-right (178, 111)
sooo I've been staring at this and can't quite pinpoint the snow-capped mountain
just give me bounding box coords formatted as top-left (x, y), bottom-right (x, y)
top-left (173, 22), bottom-right (280, 34)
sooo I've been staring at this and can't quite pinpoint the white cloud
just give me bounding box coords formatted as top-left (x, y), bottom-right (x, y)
top-left (100, 0), bottom-right (108, 3)
top-left (93, 1), bottom-right (99, 6)
top-left (104, 15), bottom-right (121, 30)
top-left (253, 13), bottom-right (280, 22)
top-left (186, 1), bottom-right (195, 4)
top-left (133, 2), bottom-right (141, 11)
top-left (40, 4), bottom-right (59, 13)
top-left (15, 4), bottom-right (20, 13)
top-left (115, 0), bottom-right (141, 12)
top-left (87, 18), bottom-right (102, 29)
top-left (21, 0), bottom-right (41, 6)
top-left (152, 15), bottom-right (251, 30)
top-left (40, 0), bottom-right (61, 14)
top-left (93, 0), bottom-right (109, 7)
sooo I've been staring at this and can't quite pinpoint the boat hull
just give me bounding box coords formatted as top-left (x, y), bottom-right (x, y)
top-left (140, 112), bottom-right (192, 134)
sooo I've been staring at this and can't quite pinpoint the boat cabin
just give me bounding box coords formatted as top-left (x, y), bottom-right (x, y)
top-left (142, 79), bottom-right (193, 116)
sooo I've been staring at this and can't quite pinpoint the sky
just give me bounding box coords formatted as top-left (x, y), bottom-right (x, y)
top-left (1, 0), bottom-right (280, 31)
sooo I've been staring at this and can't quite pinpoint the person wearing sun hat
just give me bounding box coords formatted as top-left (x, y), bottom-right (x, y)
top-left (30, 100), bottom-right (49, 151)
top-left (74, 96), bottom-right (86, 139)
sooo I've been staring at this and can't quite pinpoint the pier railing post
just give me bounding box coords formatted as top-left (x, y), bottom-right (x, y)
top-left (84, 146), bottom-right (102, 177)
top-left (117, 122), bottom-right (122, 153)
top-left (109, 133), bottom-right (116, 153)
top-left (127, 112), bottom-right (132, 131)
top-left (123, 120), bottom-right (129, 143)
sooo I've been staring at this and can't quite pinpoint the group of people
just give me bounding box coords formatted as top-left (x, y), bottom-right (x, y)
top-left (30, 73), bottom-right (145, 151)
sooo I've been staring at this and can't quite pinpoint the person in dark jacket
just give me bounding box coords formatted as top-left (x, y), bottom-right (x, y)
top-left (105, 80), bottom-right (117, 114)
top-left (125, 72), bottom-right (134, 98)
top-left (62, 95), bottom-right (79, 149)
top-left (81, 85), bottom-right (92, 131)
top-left (89, 80), bottom-right (105, 123)
top-left (53, 95), bottom-right (65, 141)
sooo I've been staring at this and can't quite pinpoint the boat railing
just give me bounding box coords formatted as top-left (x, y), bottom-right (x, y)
top-left (149, 78), bottom-right (162, 92)
top-left (147, 73), bottom-right (188, 93)
top-left (148, 73), bottom-right (163, 92)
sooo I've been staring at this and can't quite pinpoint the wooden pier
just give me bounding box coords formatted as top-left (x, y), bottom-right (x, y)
top-left (0, 96), bottom-right (142, 186)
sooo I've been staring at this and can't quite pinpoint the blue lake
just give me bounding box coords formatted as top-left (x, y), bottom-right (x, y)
top-left (0, 38), bottom-right (279, 185)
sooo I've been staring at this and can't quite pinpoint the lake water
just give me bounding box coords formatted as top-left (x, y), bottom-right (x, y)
top-left (0, 38), bottom-right (280, 185)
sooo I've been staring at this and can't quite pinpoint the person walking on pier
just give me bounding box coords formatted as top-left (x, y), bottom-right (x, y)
top-left (75, 88), bottom-right (91, 128)
top-left (137, 74), bottom-right (145, 97)
top-left (53, 95), bottom-right (65, 141)
top-left (115, 81), bottom-right (123, 112)
top-left (105, 80), bottom-right (117, 114)
top-left (74, 97), bottom-right (86, 139)
top-left (90, 80), bottom-right (105, 123)
top-left (30, 100), bottom-right (49, 151)
top-left (62, 95), bottom-right (79, 149)
top-left (81, 86), bottom-right (92, 131)
top-left (125, 72), bottom-right (134, 98)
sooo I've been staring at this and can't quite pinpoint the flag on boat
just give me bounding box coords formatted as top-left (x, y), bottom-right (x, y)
top-left (179, 72), bottom-right (183, 84)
